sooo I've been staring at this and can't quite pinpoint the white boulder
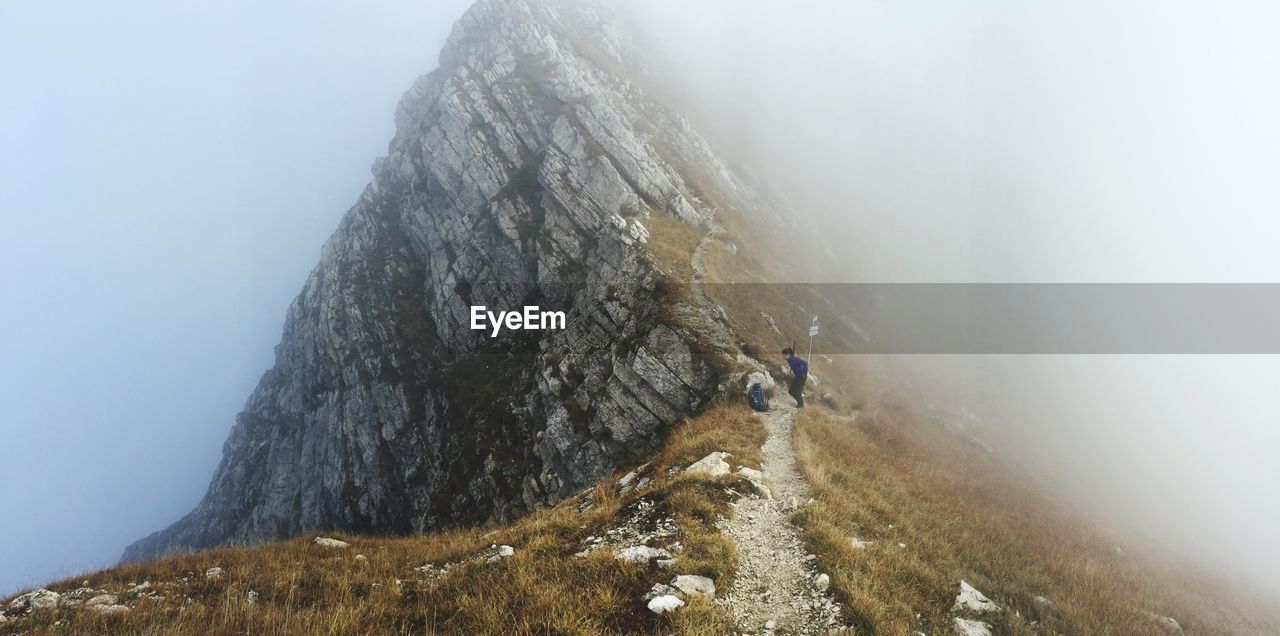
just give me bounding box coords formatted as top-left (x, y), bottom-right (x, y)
top-left (313, 536), bottom-right (350, 549)
top-left (614, 545), bottom-right (673, 564)
top-left (643, 583), bottom-right (679, 601)
top-left (951, 581), bottom-right (999, 614)
top-left (204, 567), bottom-right (223, 578)
top-left (84, 594), bottom-right (117, 608)
top-left (7, 589), bottom-right (60, 614)
top-left (498, 545), bottom-right (515, 558)
top-left (736, 467), bottom-right (772, 499)
top-left (94, 604), bottom-right (131, 615)
top-left (670, 574), bottom-right (716, 598)
top-left (684, 452), bottom-right (732, 478)
top-left (647, 594), bottom-right (684, 614)
top-left (814, 573), bottom-right (830, 592)
top-left (953, 617), bottom-right (993, 636)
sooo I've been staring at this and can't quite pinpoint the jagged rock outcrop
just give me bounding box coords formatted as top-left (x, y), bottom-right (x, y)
top-left (124, 0), bottom-right (762, 562)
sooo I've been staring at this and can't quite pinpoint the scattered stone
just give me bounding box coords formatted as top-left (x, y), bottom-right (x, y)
top-left (204, 567), bottom-right (223, 578)
top-left (765, 619), bottom-right (777, 630)
top-left (656, 558), bottom-right (677, 569)
top-left (1033, 595), bottom-right (1054, 610)
top-left (247, 590), bottom-right (259, 605)
top-left (671, 574), bottom-right (716, 598)
top-left (685, 452), bottom-right (733, 478)
top-left (898, 543), bottom-right (907, 549)
top-left (644, 583), bottom-right (679, 601)
top-left (814, 573), bottom-right (830, 592)
top-left (951, 581), bottom-right (999, 614)
top-left (953, 617), bottom-right (993, 636)
top-left (647, 595), bottom-right (684, 614)
top-left (354, 554), bottom-right (368, 561)
top-left (614, 545), bottom-right (673, 565)
top-left (84, 594), bottom-right (117, 608)
top-left (7, 589), bottom-right (60, 614)
top-left (617, 470), bottom-right (640, 491)
top-left (849, 538), bottom-right (873, 550)
top-left (94, 604), bottom-right (131, 616)
top-left (313, 536), bottom-right (350, 549)
top-left (498, 545), bottom-right (515, 558)
top-left (736, 467), bottom-right (773, 499)
top-left (1146, 612), bottom-right (1184, 634)
top-left (780, 496), bottom-right (799, 512)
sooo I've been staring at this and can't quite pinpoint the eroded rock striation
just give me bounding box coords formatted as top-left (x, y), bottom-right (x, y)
top-left (124, 0), bottom-right (763, 562)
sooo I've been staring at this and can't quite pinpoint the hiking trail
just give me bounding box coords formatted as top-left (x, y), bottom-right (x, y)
top-left (718, 403), bottom-right (847, 634)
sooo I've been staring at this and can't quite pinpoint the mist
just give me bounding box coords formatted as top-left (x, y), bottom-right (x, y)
top-left (624, 0), bottom-right (1280, 596)
top-left (0, 0), bottom-right (472, 596)
top-left (3, 0), bottom-right (1278, 608)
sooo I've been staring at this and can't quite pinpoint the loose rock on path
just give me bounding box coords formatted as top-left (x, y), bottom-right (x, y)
top-left (718, 403), bottom-right (846, 633)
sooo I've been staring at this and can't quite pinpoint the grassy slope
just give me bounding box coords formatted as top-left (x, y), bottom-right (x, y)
top-left (1, 404), bottom-right (765, 635)
top-left (793, 403), bottom-right (1280, 635)
top-left (693, 194), bottom-right (1280, 634)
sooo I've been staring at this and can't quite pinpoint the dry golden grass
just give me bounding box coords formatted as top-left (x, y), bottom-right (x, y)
top-left (1, 403), bottom-right (765, 636)
top-left (642, 210), bottom-right (705, 283)
top-left (792, 404), bottom-right (1280, 635)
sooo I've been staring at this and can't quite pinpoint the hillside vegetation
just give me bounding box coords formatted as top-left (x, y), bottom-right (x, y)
top-left (1, 404), bottom-right (763, 635)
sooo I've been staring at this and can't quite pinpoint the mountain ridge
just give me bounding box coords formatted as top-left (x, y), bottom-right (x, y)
top-left (123, 0), bottom-right (764, 564)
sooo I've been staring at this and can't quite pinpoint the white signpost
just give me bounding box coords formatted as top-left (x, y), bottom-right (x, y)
top-left (807, 315), bottom-right (819, 362)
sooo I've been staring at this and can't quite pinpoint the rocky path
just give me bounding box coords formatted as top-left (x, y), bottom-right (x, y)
top-left (718, 404), bottom-right (846, 634)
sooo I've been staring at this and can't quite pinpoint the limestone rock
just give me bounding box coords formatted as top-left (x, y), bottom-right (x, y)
top-left (684, 452), bottom-right (733, 478)
top-left (670, 574), bottom-right (716, 598)
top-left (204, 567), bottom-right (223, 578)
top-left (614, 545), bottom-right (673, 565)
top-left (313, 537), bottom-right (350, 549)
top-left (7, 589), bottom-right (60, 614)
top-left (647, 594), bottom-right (684, 614)
top-left (643, 583), bottom-right (678, 601)
top-left (84, 594), bottom-right (117, 608)
top-left (951, 581), bottom-right (999, 614)
top-left (1146, 613), bottom-right (1184, 634)
top-left (814, 573), bottom-right (830, 592)
top-left (953, 617), bottom-right (993, 636)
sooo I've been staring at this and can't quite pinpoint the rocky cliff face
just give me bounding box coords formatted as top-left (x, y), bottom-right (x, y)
top-left (124, 0), bottom-right (762, 562)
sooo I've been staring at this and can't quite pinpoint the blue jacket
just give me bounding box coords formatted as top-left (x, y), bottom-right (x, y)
top-left (787, 354), bottom-right (809, 378)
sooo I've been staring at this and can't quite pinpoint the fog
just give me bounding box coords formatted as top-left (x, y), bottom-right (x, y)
top-left (3, 0), bottom-right (1278, 605)
top-left (0, 0), bottom-right (472, 596)
top-left (626, 0), bottom-right (1280, 596)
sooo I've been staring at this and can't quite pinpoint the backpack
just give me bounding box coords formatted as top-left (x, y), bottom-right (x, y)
top-left (748, 383), bottom-right (770, 412)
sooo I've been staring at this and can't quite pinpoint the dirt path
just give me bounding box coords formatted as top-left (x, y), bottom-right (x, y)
top-left (718, 403), bottom-right (846, 634)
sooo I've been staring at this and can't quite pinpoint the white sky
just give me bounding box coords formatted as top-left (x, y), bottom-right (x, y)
top-left (0, 0), bottom-right (471, 595)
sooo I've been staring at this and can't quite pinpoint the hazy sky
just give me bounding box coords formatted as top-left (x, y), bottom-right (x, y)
top-left (3, 0), bottom-right (1279, 604)
top-left (628, 0), bottom-right (1280, 595)
top-left (0, 0), bottom-right (470, 595)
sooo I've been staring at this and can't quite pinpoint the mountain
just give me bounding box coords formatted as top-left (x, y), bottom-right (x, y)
top-left (123, 0), bottom-right (763, 562)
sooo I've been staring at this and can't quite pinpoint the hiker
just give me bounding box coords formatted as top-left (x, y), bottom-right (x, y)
top-left (782, 347), bottom-right (808, 408)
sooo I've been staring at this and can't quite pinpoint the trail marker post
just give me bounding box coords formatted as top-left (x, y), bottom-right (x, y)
top-left (807, 315), bottom-right (819, 362)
